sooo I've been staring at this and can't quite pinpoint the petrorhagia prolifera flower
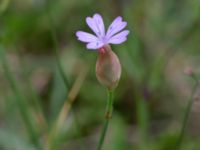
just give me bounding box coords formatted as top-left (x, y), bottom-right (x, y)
top-left (76, 13), bottom-right (129, 90)
top-left (76, 13), bottom-right (129, 49)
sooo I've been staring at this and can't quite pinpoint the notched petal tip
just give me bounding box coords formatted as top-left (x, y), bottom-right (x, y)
top-left (86, 16), bottom-right (92, 22)
top-left (123, 30), bottom-right (130, 36)
top-left (123, 21), bottom-right (127, 27)
top-left (115, 16), bottom-right (122, 22)
top-left (93, 13), bottom-right (102, 18)
top-left (76, 31), bottom-right (82, 37)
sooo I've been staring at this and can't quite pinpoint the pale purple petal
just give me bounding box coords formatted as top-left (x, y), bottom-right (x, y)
top-left (106, 16), bottom-right (127, 39)
top-left (86, 41), bottom-right (104, 49)
top-left (108, 37), bottom-right (127, 44)
top-left (108, 30), bottom-right (129, 44)
top-left (86, 17), bottom-right (99, 37)
top-left (93, 14), bottom-right (105, 37)
top-left (86, 14), bottom-right (105, 38)
top-left (76, 31), bottom-right (98, 43)
top-left (76, 13), bottom-right (129, 49)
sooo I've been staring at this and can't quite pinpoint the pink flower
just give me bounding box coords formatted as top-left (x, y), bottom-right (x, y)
top-left (76, 13), bottom-right (129, 49)
top-left (76, 13), bottom-right (129, 90)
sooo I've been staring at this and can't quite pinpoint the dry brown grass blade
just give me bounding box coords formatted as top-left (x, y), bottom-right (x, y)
top-left (45, 64), bottom-right (89, 150)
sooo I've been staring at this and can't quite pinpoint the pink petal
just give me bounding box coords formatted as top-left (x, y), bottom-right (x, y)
top-left (108, 37), bottom-right (127, 44)
top-left (86, 41), bottom-right (104, 49)
top-left (86, 14), bottom-right (105, 38)
top-left (76, 31), bottom-right (98, 43)
top-left (86, 17), bottom-right (99, 36)
top-left (93, 13), bottom-right (105, 37)
top-left (108, 30), bottom-right (129, 44)
top-left (106, 16), bottom-right (127, 39)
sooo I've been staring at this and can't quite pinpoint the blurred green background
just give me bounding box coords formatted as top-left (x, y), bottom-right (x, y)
top-left (0, 0), bottom-right (200, 150)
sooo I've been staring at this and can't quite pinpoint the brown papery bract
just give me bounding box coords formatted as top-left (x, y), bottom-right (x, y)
top-left (96, 45), bottom-right (121, 90)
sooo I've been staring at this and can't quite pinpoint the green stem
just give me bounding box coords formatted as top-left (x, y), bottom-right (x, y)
top-left (175, 76), bottom-right (199, 150)
top-left (15, 46), bottom-right (46, 124)
top-left (46, 0), bottom-right (70, 89)
top-left (0, 47), bottom-right (41, 149)
top-left (97, 90), bottom-right (114, 150)
top-left (45, 2), bottom-right (85, 150)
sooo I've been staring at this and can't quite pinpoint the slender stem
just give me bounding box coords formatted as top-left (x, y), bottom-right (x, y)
top-left (46, 0), bottom-right (70, 89)
top-left (45, 2), bottom-right (86, 150)
top-left (15, 46), bottom-right (48, 129)
top-left (0, 47), bottom-right (41, 149)
top-left (45, 68), bottom-right (88, 150)
top-left (175, 76), bottom-right (199, 150)
top-left (97, 90), bottom-right (114, 150)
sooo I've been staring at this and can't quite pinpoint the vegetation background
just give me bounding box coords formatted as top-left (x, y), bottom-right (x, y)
top-left (0, 0), bottom-right (200, 149)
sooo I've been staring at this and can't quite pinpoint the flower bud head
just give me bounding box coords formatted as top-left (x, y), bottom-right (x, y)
top-left (96, 45), bottom-right (121, 90)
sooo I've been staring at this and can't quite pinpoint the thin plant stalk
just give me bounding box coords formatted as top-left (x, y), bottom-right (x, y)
top-left (97, 90), bottom-right (114, 150)
top-left (45, 2), bottom-right (85, 149)
top-left (45, 67), bottom-right (88, 150)
top-left (46, 0), bottom-right (70, 89)
top-left (15, 46), bottom-right (48, 130)
top-left (175, 75), bottom-right (199, 150)
top-left (0, 47), bottom-right (41, 149)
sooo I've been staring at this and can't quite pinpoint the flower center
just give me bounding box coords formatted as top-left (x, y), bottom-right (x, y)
top-left (99, 36), bottom-right (107, 44)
